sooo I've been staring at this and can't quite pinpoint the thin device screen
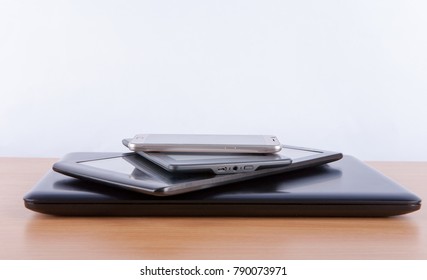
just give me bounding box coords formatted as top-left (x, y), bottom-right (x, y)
top-left (79, 154), bottom-right (213, 184)
top-left (80, 157), bottom-right (137, 174)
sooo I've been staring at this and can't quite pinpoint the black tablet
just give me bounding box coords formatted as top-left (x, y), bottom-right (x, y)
top-left (52, 145), bottom-right (343, 196)
top-left (132, 151), bottom-right (293, 174)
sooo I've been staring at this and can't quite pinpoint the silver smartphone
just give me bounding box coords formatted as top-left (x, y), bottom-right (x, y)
top-left (122, 138), bottom-right (290, 174)
top-left (126, 134), bottom-right (282, 154)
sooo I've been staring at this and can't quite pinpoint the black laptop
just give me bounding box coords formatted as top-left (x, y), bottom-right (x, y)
top-left (24, 153), bottom-right (421, 217)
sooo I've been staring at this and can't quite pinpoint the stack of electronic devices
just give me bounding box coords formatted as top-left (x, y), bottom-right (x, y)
top-left (24, 134), bottom-right (421, 217)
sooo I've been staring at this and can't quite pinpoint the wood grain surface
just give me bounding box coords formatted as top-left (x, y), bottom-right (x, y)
top-left (0, 157), bottom-right (425, 259)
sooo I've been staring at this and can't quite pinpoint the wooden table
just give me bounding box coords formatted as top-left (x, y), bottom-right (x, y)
top-left (0, 157), bottom-right (425, 259)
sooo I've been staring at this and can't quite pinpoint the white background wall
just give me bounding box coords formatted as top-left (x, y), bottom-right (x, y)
top-left (0, 0), bottom-right (426, 160)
